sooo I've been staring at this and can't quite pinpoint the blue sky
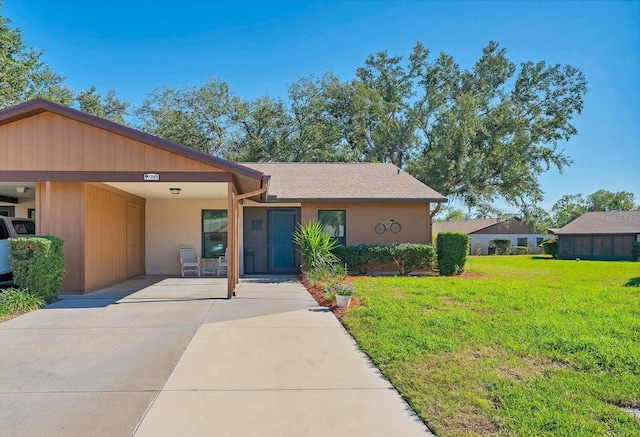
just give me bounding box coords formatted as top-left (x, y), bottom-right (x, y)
top-left (3, 0), bottom-right (639, 210)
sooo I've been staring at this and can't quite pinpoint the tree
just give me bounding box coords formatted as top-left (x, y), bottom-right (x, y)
top-left (0, 7), bottom-right (73, 108)
top-left (587, 189), bottom-right (636, 212)
top-left (226, 96), bottom-right (293, 162)
top-left (286, 74), bottom-right (358, 162)
top-left (433, 206), bottom-right (467, 222)
top-left (551, 190), bottom-right (636, 227)
top-left (407, 42), bottom-right (587, 212)
top-left (132, 41), bottom-right (587, 216)
top-left (135, 77), bottom-right (240, 156)
top-left (551, 194), bottom-right (588, 227)
top-left (76, 85), bottom-right (130, 125)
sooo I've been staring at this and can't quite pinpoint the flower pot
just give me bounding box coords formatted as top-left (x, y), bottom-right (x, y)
top-left (336, 294), bottom-right (352, 308)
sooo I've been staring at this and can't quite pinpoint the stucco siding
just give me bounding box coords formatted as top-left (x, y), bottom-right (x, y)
top-left (145, 198), bottom-right (228, 275)
top-left (301, 202), bottom-right (431, 246)
top-left (0, 198), bottom-right (35, 218)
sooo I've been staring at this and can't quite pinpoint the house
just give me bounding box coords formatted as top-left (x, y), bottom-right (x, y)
top-left (432, 217), bottom-right (546, 254)
top-left (552, 210), bottom-right (640, 261)
top-left (0, 99), bottom-right (447, 295)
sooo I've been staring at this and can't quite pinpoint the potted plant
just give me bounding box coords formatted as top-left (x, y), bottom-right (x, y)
top-left (332, 283), bottom-right (356, 308)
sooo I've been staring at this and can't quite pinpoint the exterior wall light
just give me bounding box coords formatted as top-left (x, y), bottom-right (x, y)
top-left (169, 188), bottom-right (181, 195)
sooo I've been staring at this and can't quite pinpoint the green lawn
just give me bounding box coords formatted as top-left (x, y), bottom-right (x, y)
top-left (343, 256), bottom-right (640, 436)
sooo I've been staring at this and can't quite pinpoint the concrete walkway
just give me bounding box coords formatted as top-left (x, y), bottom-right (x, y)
top-left (0, 276), bottom-right (431, 436)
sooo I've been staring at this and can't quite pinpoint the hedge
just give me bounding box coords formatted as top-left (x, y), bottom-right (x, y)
top-left (9, 236), bottom-right (65, 303)
top-left (540, 239), bottom-right (558, 259)
top-left (334, 245), bottom-right (390, 274)
top-left (335, 243), bottom-right (435, 275)
top-left (632, 242), bottom-right (640, 261)
top-left (437, 232), bottom-right (470, 276)
top-left (491, 238), bottom-right (512, 255)
top-left (389, 243), bottom-right (436, 276)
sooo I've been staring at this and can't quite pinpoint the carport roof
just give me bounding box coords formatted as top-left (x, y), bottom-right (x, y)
top-left (0, 99), bottom-right (267, 194)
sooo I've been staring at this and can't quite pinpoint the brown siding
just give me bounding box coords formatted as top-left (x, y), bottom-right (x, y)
top-left (301, 202), bottom-right (431, 245)
top-left (35, 182), bottom-right (84, 292)
top-left (83, 183), bottom-right (145, 292)
top-left (0, 112), bottom-right (223, 173)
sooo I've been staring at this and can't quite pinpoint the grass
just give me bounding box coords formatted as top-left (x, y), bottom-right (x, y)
top-left (0, 287), bottom-right (46, 321)
top-left (342, 256), bottom-right (640, 436)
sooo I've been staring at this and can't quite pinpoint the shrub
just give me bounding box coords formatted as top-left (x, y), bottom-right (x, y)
top-left (334, 245), bottom-right (392, 274)
top-left (437, 232), bottom-right (470, 276)
top-left (293, 220), bottom-right (339, 272)
top-left (632, 242), bottom-right (640, 261)
top-left (388, 243), bottom-right (436, 276)
top-left (540, 239), bottom-right (558, 259)
top-left (492, 238), bottom-right (511, 255)
top-left (10, 236), bottom-right (65, 303)
top-left (0, 287), bottom-right (45, 314)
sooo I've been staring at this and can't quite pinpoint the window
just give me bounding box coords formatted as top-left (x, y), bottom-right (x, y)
top-left (28, 209), bottom-right (36, 220)
top-left (517, 237), bottom-right (528, 247)
top-left (202, 210), bottom-right (228, 258)
top-left (536, 237), bottom-right (544, 246)
top-left (318, 210), bottom-right (346, 246)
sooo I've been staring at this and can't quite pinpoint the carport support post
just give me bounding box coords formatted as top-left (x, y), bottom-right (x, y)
top-left (227, 183), bottom-right (237, 298)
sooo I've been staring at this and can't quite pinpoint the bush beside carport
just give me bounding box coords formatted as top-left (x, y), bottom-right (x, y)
top-left (10, 236), bottom-right (65, 303)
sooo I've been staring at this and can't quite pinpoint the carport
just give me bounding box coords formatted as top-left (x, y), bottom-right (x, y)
top-left (0, 99), bottom-right (268, 297)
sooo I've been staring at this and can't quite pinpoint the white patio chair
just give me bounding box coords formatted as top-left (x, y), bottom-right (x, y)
top-left (179, 247), bottom-right (200, 277)
top-left (217, 248), bottom-right (228, 277)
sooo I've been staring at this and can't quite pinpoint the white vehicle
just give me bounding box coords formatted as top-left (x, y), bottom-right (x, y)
top-left (0, 217), bottom-right (36, 281)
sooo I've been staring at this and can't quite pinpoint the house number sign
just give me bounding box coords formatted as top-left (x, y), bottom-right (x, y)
top-left (144, 173), bottom-right (160, 181)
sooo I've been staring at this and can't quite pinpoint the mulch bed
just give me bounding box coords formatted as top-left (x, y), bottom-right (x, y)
top-left (297, 275), bottom-right (362, 315)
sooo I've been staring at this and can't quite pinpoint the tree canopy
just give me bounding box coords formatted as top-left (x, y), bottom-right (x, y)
top-left (1, 4), bottom-right (594, 217)
top-left (551, 190), bottom-right (637, 227)
top-left (0, 5), bottom-right (130, 123)
top-left (0, 10), bottom-right (73, 107)
top-left (136, 42), bottom-right (588, 215)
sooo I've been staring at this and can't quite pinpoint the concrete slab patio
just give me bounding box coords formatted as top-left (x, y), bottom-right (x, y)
top-left (0, 276), bottom-right (432, 436)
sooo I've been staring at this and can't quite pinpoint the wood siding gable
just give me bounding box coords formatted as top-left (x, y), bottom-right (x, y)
top-left (0, 112), bottom-right (224, 173)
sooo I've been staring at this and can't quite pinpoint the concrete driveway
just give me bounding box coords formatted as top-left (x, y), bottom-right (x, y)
top-left (0, 276), bottom-right (431, 437)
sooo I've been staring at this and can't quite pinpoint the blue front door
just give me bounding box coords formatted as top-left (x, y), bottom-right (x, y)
top-left (268, 209), bottom-right (300, 273)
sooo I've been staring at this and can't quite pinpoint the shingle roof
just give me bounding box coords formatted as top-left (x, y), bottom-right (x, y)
top-left (241, 163), bottom-right (447, 203)
top-left (554, 211), bottom-right (640, 235)
top-left (432, 218), bottom-right (502, 235)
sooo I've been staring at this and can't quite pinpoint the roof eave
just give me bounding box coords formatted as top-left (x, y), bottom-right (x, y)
top-left (264, 197), bottom-right (448, 203)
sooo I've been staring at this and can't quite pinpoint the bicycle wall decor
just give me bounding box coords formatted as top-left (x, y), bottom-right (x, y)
top-left (375, 219), bottom-right (401, 234)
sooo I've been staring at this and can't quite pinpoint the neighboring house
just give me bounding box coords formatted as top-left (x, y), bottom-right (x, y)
top-left (551, 210), bottom-right (640, 261)
top-left (432, 218), bottom-right (546, 254)
top-left (0, 99), bottom-right (447, 295)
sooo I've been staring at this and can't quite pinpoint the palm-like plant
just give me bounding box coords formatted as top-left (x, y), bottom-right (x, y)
top-left (292, 220), bottom-right (340, 272)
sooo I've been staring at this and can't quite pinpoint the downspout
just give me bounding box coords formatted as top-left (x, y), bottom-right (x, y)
top-left (430, 202), bottom-right (443, 219)
top-left (235, 176), bottom-right (269, 202)
top-left (429, 202), bottom-right (444, 245)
